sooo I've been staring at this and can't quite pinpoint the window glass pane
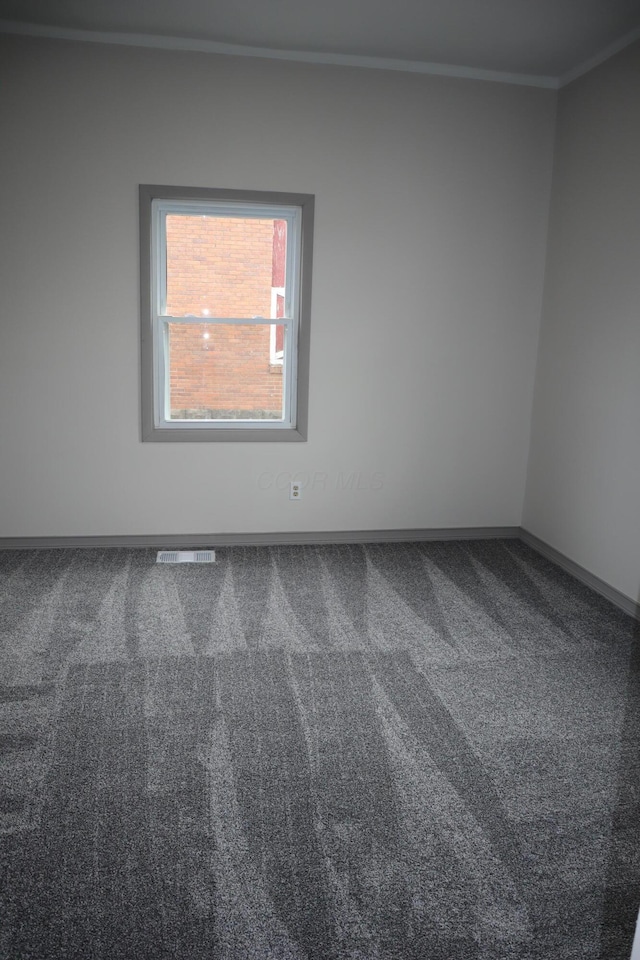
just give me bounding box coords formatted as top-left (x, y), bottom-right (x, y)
top-left (167, 322), bottom-right (285, 421)
top-left (165, 215), bottom-right (288, 319)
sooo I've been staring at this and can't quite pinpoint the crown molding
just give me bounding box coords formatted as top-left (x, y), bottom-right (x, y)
top-left (3, 19), bottom-right (639, 94)
top-left (0, 19), bottom-right (558, 88)
top-left (559, 25), bottom-right (640, 87)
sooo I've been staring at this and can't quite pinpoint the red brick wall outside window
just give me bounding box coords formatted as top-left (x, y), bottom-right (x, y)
top-left (166, 215), bottom-right (285, 420)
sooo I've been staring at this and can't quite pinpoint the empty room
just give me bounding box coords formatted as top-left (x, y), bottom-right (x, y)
top-left (1, 1), bottom-right (639, 958)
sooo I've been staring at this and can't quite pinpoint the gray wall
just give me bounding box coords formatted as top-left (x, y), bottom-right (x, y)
top-left (0, 36), bottom-right (555, 539)
top-left (523, 41), bottom-right (640, 604)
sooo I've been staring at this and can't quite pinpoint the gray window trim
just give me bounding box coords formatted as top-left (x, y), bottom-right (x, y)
top-left (139, 184), bottom-right (314, 442)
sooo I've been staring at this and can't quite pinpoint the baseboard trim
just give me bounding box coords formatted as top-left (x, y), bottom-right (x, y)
top-left (519, 528), bottom-right (639, 621)
top-left (0, 526), bottom-right (520, 550)
top-left (1, 526), bottom-right (635, 620)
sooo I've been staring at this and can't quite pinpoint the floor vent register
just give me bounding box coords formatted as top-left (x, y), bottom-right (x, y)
top-left (156, 550), bottom-right (216, 564)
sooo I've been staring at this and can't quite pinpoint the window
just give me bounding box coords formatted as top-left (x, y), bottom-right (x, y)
top-left (139, 185), bottom-right (314, 441)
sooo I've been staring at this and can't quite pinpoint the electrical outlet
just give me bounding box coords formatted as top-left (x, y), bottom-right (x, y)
top-left (289, 481), bottom-right (302, 500)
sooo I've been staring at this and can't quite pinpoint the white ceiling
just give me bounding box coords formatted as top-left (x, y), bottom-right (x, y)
top-left (1, 0), bottom-right (640, 86)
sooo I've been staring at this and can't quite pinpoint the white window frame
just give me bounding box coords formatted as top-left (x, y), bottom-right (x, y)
top-left (139, 185), bottom-right (314, 442)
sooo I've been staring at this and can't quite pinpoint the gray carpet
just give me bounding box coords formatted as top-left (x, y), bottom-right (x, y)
top-left (0, 539), bottom-right (638, 959)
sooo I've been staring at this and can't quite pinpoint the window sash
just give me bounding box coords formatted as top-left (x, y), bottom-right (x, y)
top-left (153, 200), bottom-right (300, 321)
top-left (150, 198), bottom-right (301, 430)
top-left (154, 316), bottom-right (296, 429)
